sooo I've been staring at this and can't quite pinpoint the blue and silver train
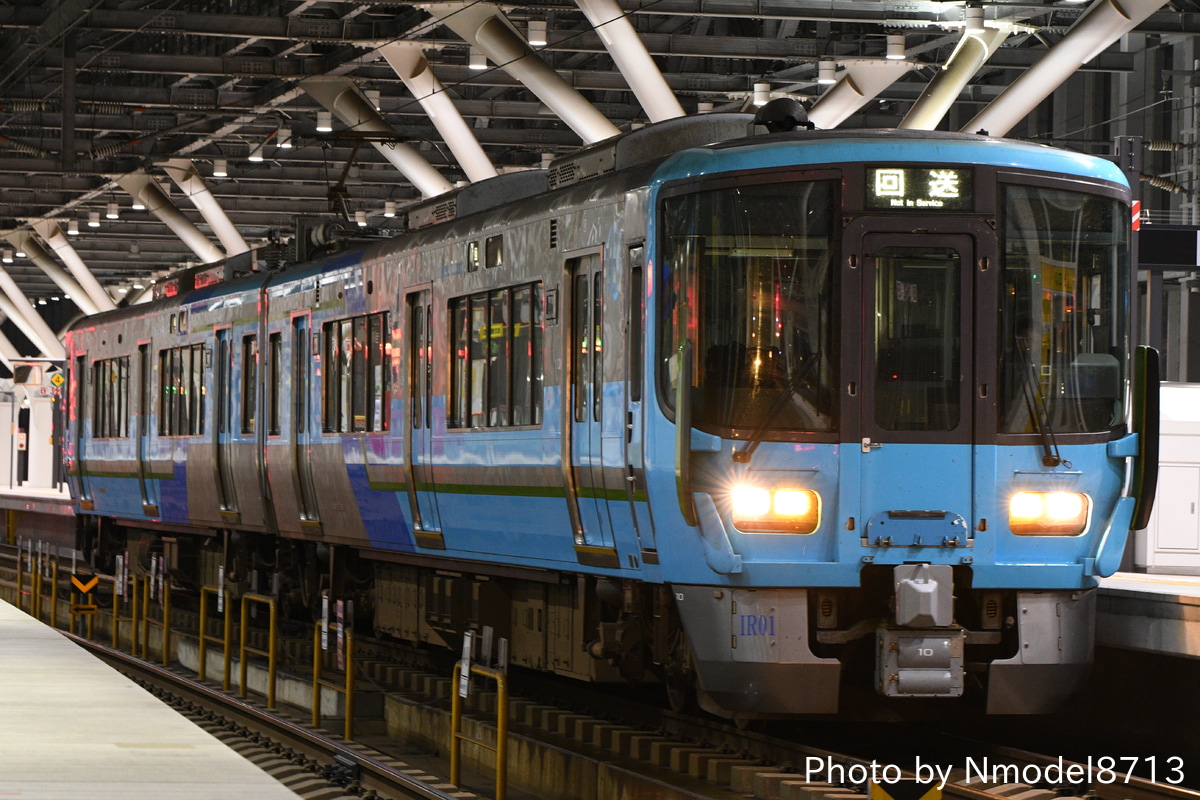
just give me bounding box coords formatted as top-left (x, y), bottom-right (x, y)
top-left (65, 112), bottom-right (1158, 718)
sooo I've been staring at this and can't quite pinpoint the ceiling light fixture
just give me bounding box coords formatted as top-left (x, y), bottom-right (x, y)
top-left (131, 198), bottom-right (146, 210)
top-left (248, 140), bottom-right (266, 162)
top-left (277, 127), bottom-right (292, 148)
top-left (527, 19), bottom-right (547, 46)
top-left (107, 201), bottom-right (119, 220)
top-left (355, 210), bottom-right (367, 227)
top-left (88, 211), bottom-right (100, 228)
top-left (469, 47), bottom-right (486, 70)
top-left (316, 110), bottom-right (333, 132)
top-left (752, 82), bottom-right (772, 106)
top-left (68, 219), bottom-right (79, 235)
top-left (384, 200), bottom-right (396, 218)
top-left (697, 101), bottom-right (714, 113)
top-left (886, 34), bottom-right (906, 59)
top-left (1, 249), bottom-right (12, 264)
top-left (365, 89), bottom-right (381, 111)
top-left (15, 246), bottom-right (25, 257)
top-left (213, 158), bottom-right (228, 177)
top-left (818, 60), bottom-right (837, 85)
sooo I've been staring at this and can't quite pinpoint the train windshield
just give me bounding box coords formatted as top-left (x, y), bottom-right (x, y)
top-left (660, 178), bottom-right (839, 437)
top-left (1000, 185), bottom-right (1129, 435)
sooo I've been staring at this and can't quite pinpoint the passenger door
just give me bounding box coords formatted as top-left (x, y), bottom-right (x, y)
top-left (844, 219), bottom-right (990, 546)
top-left (406, 288), bottom-right (442, 534)
top-left (293, 314), bottom-right (319, 522)
top-left (213, 329), bottom-right (237, 516)
top-left (136, 343), bottom-right (158, 515)
top-left (564, 252), bottom-right (613, 551)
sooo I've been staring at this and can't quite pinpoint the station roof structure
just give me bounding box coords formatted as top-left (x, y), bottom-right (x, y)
top-left (0, 0), bottom-right (1197, 341)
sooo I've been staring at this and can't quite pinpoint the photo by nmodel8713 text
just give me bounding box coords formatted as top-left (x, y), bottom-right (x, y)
top-left (64, 105), bottom-right (1159, 721)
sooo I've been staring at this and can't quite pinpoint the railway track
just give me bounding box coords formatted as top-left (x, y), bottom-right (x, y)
top-left (3, 545), bottom-right (1194, 800)
top-left (65, 633), bottom-right (475, 800)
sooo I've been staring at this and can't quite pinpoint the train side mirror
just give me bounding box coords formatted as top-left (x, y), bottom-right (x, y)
top-left (1130, 345), bottom-right (1160, 530)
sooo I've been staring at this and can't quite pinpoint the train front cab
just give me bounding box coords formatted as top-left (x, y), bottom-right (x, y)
top-left (652, 136), bottom-right (1156, 717)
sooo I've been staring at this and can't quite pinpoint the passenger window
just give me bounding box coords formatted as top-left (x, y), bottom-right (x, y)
top-left (485, 235), bottom-right (503, 269)
top-left (467, 241), bottom-right (481, 273)
top-left (267, 332), bottom-right (282, 436)
top-left (92, 357), bottom-right (130, 439)
top-left (321, 312), bottom-right (389, 433)
top-left (448, 281), bottom-right (542, 428)
top-left (241, 335), bottom-right (257, 434)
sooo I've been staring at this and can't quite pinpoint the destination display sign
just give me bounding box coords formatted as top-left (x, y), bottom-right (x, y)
top-left (866, 167), bottom-right (973, 211)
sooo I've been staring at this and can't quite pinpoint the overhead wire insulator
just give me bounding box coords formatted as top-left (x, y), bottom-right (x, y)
top-left (1146, 139), bottom-right (1188, 152)
top-left (82, 101), bottom-right (126, 116)
top-left (1143, 174), bottom-right (1189, 195)
top-left (0, 135), bottom-right (52, 158)
top-left (5, 99), bottom-right (51, 113)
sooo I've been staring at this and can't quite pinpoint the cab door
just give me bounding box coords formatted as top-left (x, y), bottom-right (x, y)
top-left (844, 219), bottom-right (991, 545)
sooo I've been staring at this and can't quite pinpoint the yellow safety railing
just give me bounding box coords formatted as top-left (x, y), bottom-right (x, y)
top-left (198, 586), bottom-right (234, 691)
top-left (239, 594), bottom-right (278, 709)
top-left (140, 576), bottom-right (172, 666)
top-left (311, 623), bottom-right (356, 741)
top-left (450, 661), bottom-right (510, 800)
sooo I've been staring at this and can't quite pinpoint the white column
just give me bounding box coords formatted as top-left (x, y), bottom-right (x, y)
top-left (808, 60), bottom-right (916, 130)
top-left (161, 159), bottom-right (250, 256)
top-left (899, 26), bottom-right (1008, 130)
top-left (425, 2), bottom-right (621, 144)
top-left (301, 77), bottom-right (455, 198)
top-left (378, 43), bottom-right (499, 183)
top-left (1, 231), bottom-right (99, 315)
top-left (28, 220), bottom-right (118, 314)
top-left (575, 0), bottom-right (684, 122)
top-left (961, 0), bottom-right (1169, 137)
top-left (0, 272), bottom-right (66, 360)
top-left (114, 173), bottom-right (226, 264)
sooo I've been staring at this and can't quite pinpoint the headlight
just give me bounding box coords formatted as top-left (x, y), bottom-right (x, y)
top-left (1008, 491), bottom-right (1090, 535)
top-left (732, 486), bottom-right (820, 533)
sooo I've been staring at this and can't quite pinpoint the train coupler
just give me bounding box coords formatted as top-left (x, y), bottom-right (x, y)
top-left (876, 626), bottom-right (965, 697)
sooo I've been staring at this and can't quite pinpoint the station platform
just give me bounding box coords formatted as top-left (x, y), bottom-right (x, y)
top-left (0, 600), bottom-right (302, 799)
top-left (1097, 571), bottom-right (1200, 658)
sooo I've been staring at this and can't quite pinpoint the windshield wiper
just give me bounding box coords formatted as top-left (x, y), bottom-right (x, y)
top-left (732, 354), bottom-right (819, 464)
top-left (1015, 334), bottom-right (1068, 468)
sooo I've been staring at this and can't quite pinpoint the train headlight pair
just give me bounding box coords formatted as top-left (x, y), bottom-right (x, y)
top-left (1008, 491), bottom-right (1091, 535)
top-left (731, 486), bottom-right (820, 533)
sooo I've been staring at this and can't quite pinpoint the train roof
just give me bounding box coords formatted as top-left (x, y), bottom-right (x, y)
top-left (662, 127), bottom-right (1130, 189)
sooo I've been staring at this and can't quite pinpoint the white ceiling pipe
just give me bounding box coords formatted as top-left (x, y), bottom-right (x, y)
top-left (378, 43), bottom-right (499, 183)
top-left (899, 25), bottom-right (1008, 130)
top-left (1, 231), bottom-right (98, 316)
top-left (301, 77), bottom-right (454, 198)
top-left (574, 0), bottom-right (685, 123)
top-left (114, 173), bottom-right (226, 264)
top-left (28, 219), bottom-right (119, 314)
top-left (161, 159), bottom-right (250, 256)
top-left (424, 2), bottom-right (620, 144)
top-left (808, 59), bottom-right (916, 129)
top-left (0, 325), bottom-right (23, 371)
top-left (961, 0), bottom-right (1168, 137)
top-left (0, 270), bottom-right (66, 360)
top-left (0, 295), bottom-right (52, 361)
